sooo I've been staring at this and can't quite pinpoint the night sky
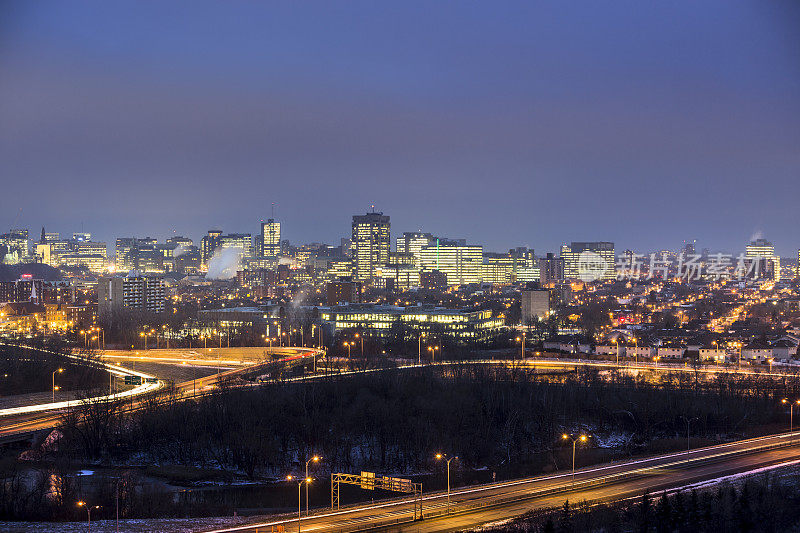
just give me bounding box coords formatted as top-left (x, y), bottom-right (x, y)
top-left (1, 1), bottom-right (799, 255)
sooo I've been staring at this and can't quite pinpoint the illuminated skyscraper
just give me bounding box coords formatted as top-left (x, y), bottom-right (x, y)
top-left (746, 238), bottom-right (780, 281)
top-left (352, 211), bottom-right (390, 283)
top-left (561, 242), bottom-right (615, 281)
top-left (260, 219), bottom-right (281, 257)
top-left (200, 230), bottom-right (223, 264)
top-left (396, 232), bottom-right (436, 266)
top-left (419, 239), bottom-right (483, 286)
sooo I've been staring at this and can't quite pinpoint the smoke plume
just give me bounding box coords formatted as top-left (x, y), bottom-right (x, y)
top-left (206, 246), bottom-right (243, 279)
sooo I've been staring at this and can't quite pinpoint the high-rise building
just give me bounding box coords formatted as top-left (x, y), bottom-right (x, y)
top-left (260, 219), bottom-right (281, 257)
top-left (352, 211), bottom-right (390, 283)
top-left (220, 233), bottom-right (253, 258)
top-left (746, 238), bottom-right (780, 281)
top-left (539, 253), bottom-right (565, 284)
top-left (98, 274), bottom-right (166, 317)
top-left (561, 242), bottom-right (615, 281)
top-left (115, 237), bottom-right (157, 272)
top-left (419, 239), bottom-right (482, 286)
top-left (200, 230), bottom-right (223, 263)
top-left (396, 232), bottom-right (436, 267)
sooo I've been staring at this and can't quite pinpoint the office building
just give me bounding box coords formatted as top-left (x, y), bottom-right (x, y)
top-left (115, 237), bottom-right (159, 273)
top-left (327, 280), bottom-right (362, 305)
top-left (746, 238), bottom-right (780, 281)
top-left (481, 253), bottom-right (516, 284)
top-left (396, 232), bottom-right (436, 267)
top-left (58, 253), bottom-right (106, 273)
top-left (352, 211), bottom-right (390, 284)
top-left (260, 219), bottom-right (281, 257)
top-left (420, 269), bottom-right (448, 292)
top-left (320, 304), bottom-right (503, 344)
top-left (419, 239), bottom-right (482, 286)
top-left (200, 230), bottom-right (223, 263)
top-left (377, 252), bottom-right (417, 292)
top-left (219, 233), bottom-right (253, 257)
top-left (561, 242), bottom-right (615, 281)
top-left (98, 274), bottom-right (166, 317)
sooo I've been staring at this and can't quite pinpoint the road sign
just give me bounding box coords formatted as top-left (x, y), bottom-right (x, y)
top-left (145, 377), bottom-right (158, 383)
top-left (360, 471), bottom-right (375, 490)
top-left (124, 376), bottom-right (142, 385)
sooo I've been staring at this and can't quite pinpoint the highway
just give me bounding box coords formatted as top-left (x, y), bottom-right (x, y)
top-left (0, 345), bottom-right (321, 442)
top-left (207, 432), bottom-right (800, 533)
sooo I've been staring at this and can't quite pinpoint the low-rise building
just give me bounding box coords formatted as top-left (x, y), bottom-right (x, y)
top-left (319, 304), bottom-right (503, 344)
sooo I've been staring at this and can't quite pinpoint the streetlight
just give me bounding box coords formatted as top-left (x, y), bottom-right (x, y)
top-left (782, 398), bottom-right (800, 441)
top-left (305, 455), bottom-right (321, 516)
top-left (435, 453), bottom-right (458, 514)
top-left (515, 331), bottom-right (526, 360)
top-left (427, 345), bottom-right (440, 363)
top-left (343, 341), bottom-right (351, 358)
top-left (354, 333), bottom-right (364, 358)
top-left (76, 501), bottom-right (100, 533)
top-left (679, 416), bottom-right (699, 462)
top-left (52, 368), bottom-right (63, 403)
top-left (561, 434), bottom-right (589, 487)
top-left (287, 475), bottom-right (312, 533)
top-left (418, 333), bottom-right (426, 365)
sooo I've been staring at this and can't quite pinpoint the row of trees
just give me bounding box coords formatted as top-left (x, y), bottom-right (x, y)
top-left (53, 366), bottom-right (792, 479)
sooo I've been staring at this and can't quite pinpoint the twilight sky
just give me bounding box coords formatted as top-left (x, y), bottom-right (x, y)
top-left (1, 1), bottom-right (799, 255)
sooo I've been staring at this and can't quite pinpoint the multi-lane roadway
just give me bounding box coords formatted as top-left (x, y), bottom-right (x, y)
top-left (207, 432), bottom-right (800, 533)
top-left (0, 345), bottom-right (321, 443)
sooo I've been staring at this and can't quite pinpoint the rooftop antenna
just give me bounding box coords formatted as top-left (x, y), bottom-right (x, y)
top-left (271, 202), bottom-right (275, 219)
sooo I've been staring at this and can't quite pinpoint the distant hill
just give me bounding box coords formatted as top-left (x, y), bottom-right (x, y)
top-left (0, 264), bottom-right (63, 282)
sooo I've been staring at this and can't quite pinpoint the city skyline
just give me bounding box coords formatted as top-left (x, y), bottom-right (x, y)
top-left (3, 217), bottom-right (798, 259)
top-left (2, 1), bottom-right (799, 253)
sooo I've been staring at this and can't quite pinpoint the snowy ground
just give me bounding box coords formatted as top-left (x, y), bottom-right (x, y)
top-left (0, 516), bottom-right (245, 533)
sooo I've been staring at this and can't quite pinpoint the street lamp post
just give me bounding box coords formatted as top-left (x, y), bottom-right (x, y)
top-left (76, 501), bottom-right (100, 533)
top-left (287, 475), bottom-right (312, 533)
top-left (515, 331), bottom-right (526, 360)
top-left (561, 434), bottom-right (589, 487)
top-left (418, 333), bottom-right (425, 365)
top-left (344, 342), bottom-right (351, 358)
top-left (52, 368), bottom-right (63, 403)
top-left (679, 416), bottom-right (699, 462)
top-left (305, 455), bottom-right (321, 516)
top-left (427, 345), bottom-right (439, 363)
top-left (354, 333), bottom-right (364, 358)
top-left (782, 398), bottom-right (800, 442)
top-left (435, 453), bottom-right (458, 514)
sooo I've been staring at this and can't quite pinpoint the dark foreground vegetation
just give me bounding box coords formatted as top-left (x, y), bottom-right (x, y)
top-left (57, 365), bottom-right (793, 472)
top-left (0, 342), bottom-right (106, 397)
top-left (1, 365), bottom-right (798, 521)
top-left (480, 473), bottom-right (800, 532)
